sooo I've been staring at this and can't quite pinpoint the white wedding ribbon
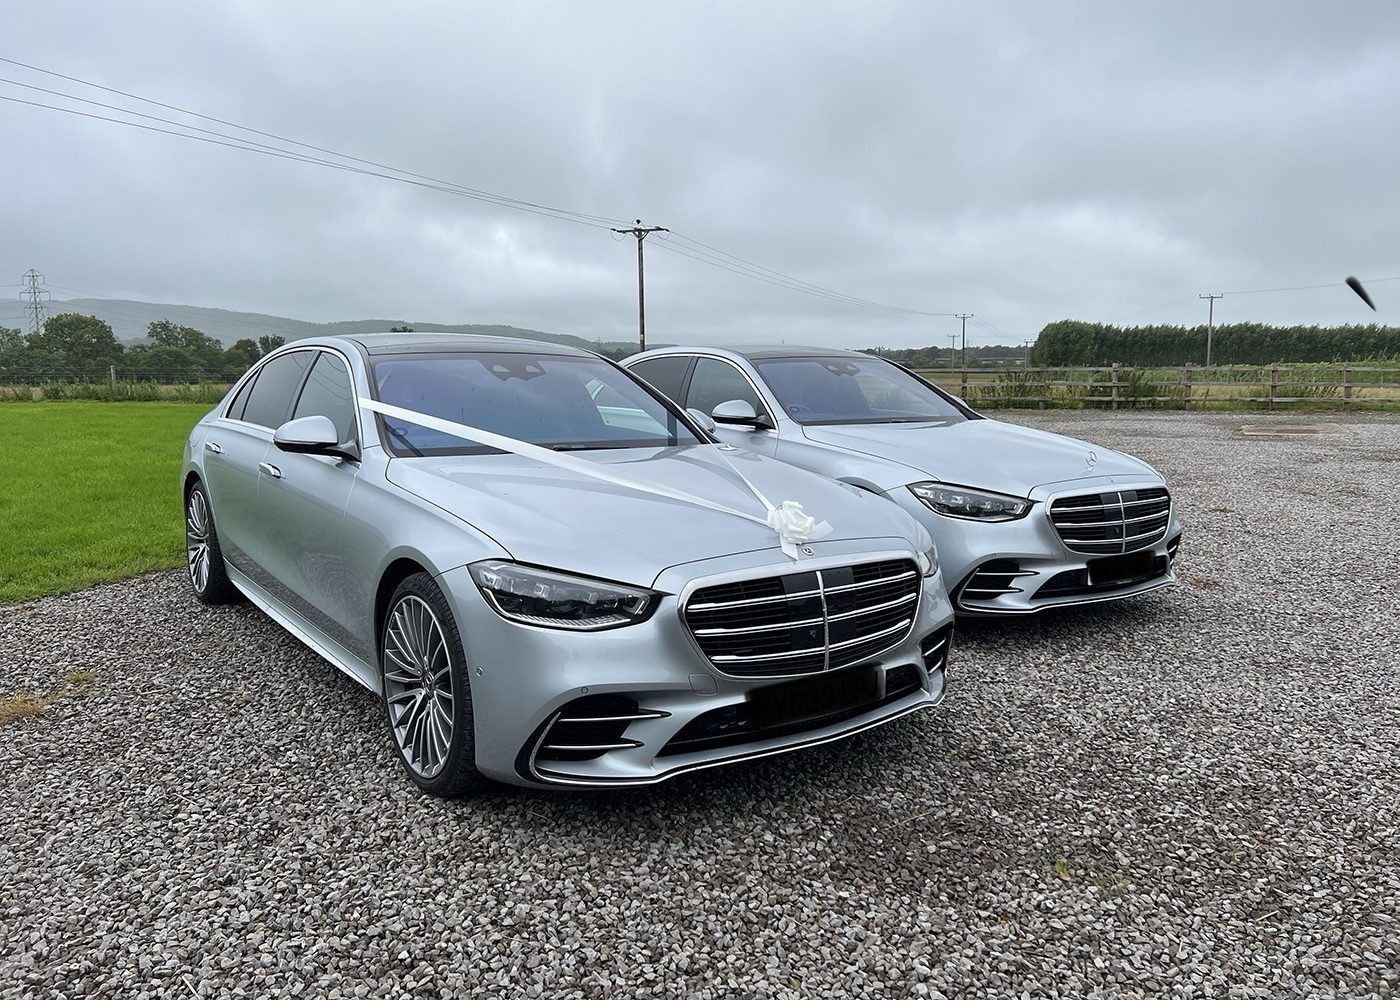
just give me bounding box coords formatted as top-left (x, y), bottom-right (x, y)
top-left (359, 397), bottom-right (832, 559)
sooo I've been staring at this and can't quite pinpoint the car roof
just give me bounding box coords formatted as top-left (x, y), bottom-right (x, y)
top-left (633, 344), bottom-right (868, 362)
top-left (343, 333), bottom-right (596, 358)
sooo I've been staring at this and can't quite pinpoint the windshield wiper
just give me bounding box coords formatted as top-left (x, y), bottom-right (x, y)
top-left (549, 443), bottom-right (649, 452)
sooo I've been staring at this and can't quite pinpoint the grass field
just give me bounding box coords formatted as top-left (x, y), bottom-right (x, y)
top-left (0, 402), bottom-right (210, 604)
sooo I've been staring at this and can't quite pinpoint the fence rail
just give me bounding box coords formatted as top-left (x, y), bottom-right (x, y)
top-left (2, 363), bottom-right (1399, 410)
top-left (913, 363), bottom-right (1400, 411)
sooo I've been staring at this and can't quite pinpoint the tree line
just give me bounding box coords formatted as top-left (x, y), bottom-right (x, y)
top-left (1031, 320), bottom-right (1400, 367)
top-left (862, 344), bottom-right (1028, 368)
top-left (0, 313), bottom-right (286, 383)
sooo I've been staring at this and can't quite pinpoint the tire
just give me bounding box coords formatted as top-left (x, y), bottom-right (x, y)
top-left (185, 480), bottom-right (238, 605)
top-left (380, 573), bottom-right (489, 797)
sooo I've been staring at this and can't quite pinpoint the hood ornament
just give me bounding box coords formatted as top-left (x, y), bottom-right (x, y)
top-left (1085, 450), bottom-right (1098, 471)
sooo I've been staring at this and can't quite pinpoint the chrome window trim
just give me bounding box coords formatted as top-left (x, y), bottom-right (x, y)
top-left (218, 344), bottom-right (365, 448)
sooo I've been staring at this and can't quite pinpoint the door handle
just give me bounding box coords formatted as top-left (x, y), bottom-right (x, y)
top-left (204, 440), bottom-right (223, 455)
top-left (258, 462), bottom-right (283, 479)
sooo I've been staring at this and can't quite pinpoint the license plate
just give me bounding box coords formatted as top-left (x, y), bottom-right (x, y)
top-left (1087, 550), bottom-right (1158, 586)
top-left (750, 665), bottom-right (884, 730)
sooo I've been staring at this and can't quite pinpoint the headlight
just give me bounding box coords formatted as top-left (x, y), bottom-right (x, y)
top-left (909, 482), bottom-right (1031, 522)
top-left (469, 561), bottom-right (658, 631)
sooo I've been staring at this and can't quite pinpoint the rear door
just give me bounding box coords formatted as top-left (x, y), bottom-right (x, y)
top-left (202, 351), bottom-right (310, 569)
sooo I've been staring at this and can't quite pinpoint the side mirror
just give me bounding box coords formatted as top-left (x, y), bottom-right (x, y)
top-left (712, 399), bottom-right (773, 430)
top-left (274, 415), bottom-right (357, 460)
top-left (686, 407), bottom-right (717, 434)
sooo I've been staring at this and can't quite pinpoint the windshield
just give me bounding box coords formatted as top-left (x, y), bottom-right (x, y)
top-left (372, 352), bottom-right (703, 456)
top-left (753, 357), bottom-right (969, 425)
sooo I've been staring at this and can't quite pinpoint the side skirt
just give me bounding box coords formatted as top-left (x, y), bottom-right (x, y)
top-left (226, 564), bottom-right (380, 694)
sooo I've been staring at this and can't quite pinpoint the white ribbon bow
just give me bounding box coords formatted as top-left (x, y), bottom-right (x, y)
top-left (766, 500), bottom-right (834, 560)
top-left (359, 397), bottom-right (831, 560)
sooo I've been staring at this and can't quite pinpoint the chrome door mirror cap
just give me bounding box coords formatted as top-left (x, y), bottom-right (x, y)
top-left (273, 415), bottom-right (357, 460)
top-left (711, 399), bottom-right (772, 429)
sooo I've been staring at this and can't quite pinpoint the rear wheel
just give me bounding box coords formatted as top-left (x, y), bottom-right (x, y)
top-left (381, 573), bottom-right (489, 796)
top-left (185, 480), bottom-right (237, 604)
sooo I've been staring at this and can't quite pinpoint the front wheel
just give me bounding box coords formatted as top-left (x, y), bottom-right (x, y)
top-left (380, 573), bottom-right (489, 797)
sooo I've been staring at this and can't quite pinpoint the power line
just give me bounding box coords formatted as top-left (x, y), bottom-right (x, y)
top-left (0, 57), bottom-right (955, 319)
top-left (0, 58), bottom-right (628, 228)
top-left (0, 93), bottom-right (620, 231)
top-left (663, 231), bottom-right (956, 318)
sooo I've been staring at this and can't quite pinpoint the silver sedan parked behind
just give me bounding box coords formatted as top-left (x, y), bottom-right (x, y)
top-left (623, 346), bottom-right (1183, 615)
top-left (182, 335), bottom-right (954, 795)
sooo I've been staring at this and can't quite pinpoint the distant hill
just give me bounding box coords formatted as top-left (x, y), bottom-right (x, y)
top-left (47, 298), bottom-right (641, 354)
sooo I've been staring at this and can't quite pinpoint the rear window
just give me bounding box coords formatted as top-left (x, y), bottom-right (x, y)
top-left (241, 351), bottom-right (315, 428)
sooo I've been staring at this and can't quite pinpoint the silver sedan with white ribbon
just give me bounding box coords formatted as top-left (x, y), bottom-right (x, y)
top-left (180, 334), bottom-right (953, 794)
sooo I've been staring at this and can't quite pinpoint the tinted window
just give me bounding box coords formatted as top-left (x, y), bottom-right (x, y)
top-left (628, 355), bottom-right (692, 405)
top-left (754, 357), bottom-right (967, 425)
top-left (241, 351), bottom-right (315, 428)
top-left (687, 358), bottom-right (766, 417)
top-left (372, 352), bottom-right (702, 456)
top-left (292, 352), bottom-right (357, 444)
top-left (225, 373), bottom-right (256, 421)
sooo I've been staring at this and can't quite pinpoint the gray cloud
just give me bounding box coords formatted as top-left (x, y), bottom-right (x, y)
top-left (3, 1), bottom-right (1398, 349)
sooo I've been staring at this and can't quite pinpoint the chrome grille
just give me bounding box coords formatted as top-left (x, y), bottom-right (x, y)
top-left (683, 559), bottom-right (920, 678)
top-left (1049, 487), bottom-right (1171, 554)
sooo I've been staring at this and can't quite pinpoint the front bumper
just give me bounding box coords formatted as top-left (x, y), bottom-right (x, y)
top-left (884, 479), bottom-right (1183, 616)
top-left (435, 541), bottom-right (954, 788)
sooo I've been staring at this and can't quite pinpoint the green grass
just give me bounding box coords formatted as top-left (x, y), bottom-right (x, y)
top-left (0, 402), bottom-right (211, 604)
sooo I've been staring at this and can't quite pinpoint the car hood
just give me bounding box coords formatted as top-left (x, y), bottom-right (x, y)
top-left (801, 418), bottom-right (1158, 496)
top-left (386, 444), bottom-right (922, 588)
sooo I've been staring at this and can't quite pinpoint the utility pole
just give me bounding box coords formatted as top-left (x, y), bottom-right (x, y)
top-left (20, 269), bottom-right (49, 335)
top-left (611, 220), bottom-right (668, 352)
top-left (955, 313), bottom-right (973, 369)
top-left (946, 333), bottom-right (958, 369)
top-left (1198, 293), bottom-right (1223, 367)
top-left (1022, 340), bottom-right (1031, 366)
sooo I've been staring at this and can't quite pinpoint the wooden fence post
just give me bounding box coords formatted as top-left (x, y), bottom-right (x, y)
top-left (1111, 363), bottom-right (1120, 411)
top-left (109, 365), bottom-right (117, 389)
top-left (1343, 365), bottom-right (1352, 409)
top-left (1183, 364), bottom-right (1192, 410)
top-left (1269, 363), bottom-right (1279, 412)
top-left (959, 368), bottom-right (968, 400)
top-left (1038, 366), bottom-right (1046, 409)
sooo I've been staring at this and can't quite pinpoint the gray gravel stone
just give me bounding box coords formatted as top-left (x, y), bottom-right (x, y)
top-left (1, 411), bottom-right (1398, 998)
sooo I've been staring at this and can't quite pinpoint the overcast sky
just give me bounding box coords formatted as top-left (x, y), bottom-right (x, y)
top-left (3, 2), bottom-right (1398, 349)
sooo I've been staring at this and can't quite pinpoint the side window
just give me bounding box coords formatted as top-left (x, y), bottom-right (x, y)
top-left (292, 352), bottom-right (357, 444)
top-left (687, 358), bottom-right (766, 417)
top-left (225, 372), bottom-right (257, 421)
top-left (240, 351), bottom-right (315, 428)
top-left (628, 356), bottom-right (692, 406)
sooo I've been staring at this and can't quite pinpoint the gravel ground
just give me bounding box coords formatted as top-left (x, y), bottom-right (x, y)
top-left (2, 411), bottom-right (1398, 999)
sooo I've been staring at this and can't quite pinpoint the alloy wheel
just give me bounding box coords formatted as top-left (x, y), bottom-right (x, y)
top-left (185, 489), bottom-right (212, 594)
top-left (384, 595), bottom-right (455, 778)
